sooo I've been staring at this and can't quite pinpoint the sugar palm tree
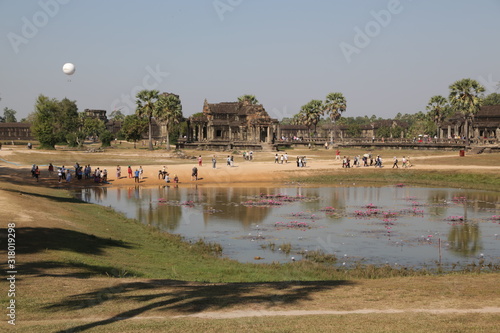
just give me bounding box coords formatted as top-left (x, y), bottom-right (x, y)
top-left (237, 94), bottom-right (259, 105)
top-left (298, 100), bottom-right (323, 137)
top-left (155, 93), bottom-right (183, 150)
top-left (425, 95), bottom-right (448, 138)
top-left (135, 89), bottom-right (159, 150)
top-left (448, 79), bottom-right (485, 145)
top-left (323, 92), bottom-right (346, 142)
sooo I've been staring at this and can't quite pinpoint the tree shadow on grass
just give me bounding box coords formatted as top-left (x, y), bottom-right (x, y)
top-left (47, 279), bottom-right (356, 333)
top-left (12, 260), bottom-right (143, 279)
top-left (0, 227), bottom-right (132, 255)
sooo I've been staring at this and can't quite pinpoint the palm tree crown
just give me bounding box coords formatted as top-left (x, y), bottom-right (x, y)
top-left (237, 95), bottom-right (259, 105)
top-left (323, 92), bottom-right (346, 122)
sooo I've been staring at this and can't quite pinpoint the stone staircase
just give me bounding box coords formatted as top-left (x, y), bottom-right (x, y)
top-left (261, 142), bottom-right (278, 152)
top-left (469, 146), bottom-right (486, 154)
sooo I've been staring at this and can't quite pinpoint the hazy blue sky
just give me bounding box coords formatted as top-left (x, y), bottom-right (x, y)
top-left (1, 0), bottom-right (499, 121)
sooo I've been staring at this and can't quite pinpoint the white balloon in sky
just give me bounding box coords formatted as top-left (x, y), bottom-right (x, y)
top-left (62, 63), bottom-right (75, 75)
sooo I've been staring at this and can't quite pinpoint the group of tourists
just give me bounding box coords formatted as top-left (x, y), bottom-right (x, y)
top-left (296, 156), bottom-right (307, 167)
top-left (30, 162), bottom-right (111, 183)
top-left (341, 153), bottom-right (412, 169)
top-left (242, 151), bottom-right (254, 161)
top-left (394, 156), bottom-right (413, 168)
top-left (157, 165), bottom-right (179, 183)
top-left (274, 153), bottom-right (289, 164)
top-left (342, 154), bottom-right (383, 168)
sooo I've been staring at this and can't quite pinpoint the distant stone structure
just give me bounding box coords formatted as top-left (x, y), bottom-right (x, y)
top-left (185, 99), bottom-right (279, 150)
top-left (84, 109), bottom-right (108, 122)
top-left (0, 123), bottom-right (33, 141)
top-left (279, 120), bottom-right (408, 142)
top-left (440, 105), bottom-right (500, 142)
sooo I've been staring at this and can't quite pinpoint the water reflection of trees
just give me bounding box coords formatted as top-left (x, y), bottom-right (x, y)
top-left (200, 187), bottom-right (274, 227)
top-left (137, 201), bottom-right (182, 231)
top-left (136, 186), bottom-right (182, 231)
top-left (447, 223), bottom-right (482, 257)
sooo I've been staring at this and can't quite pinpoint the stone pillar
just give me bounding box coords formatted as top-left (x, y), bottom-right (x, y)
top-left (447, 125), bottom-right (451, 139)
top-left (267, 126), bottom-right (271, 143)
top-left (473, 128), bottom-right (479, 140)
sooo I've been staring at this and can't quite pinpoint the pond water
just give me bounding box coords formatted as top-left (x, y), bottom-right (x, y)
top-left (73, 185), bottom-right (500, 268)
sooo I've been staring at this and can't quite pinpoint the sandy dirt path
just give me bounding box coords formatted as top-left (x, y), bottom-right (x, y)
top-left (1, 148), bottom-right (499, 187)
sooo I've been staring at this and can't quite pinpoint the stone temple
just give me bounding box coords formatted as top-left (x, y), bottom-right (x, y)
top-left (183, 99), bottom-right (280, 150)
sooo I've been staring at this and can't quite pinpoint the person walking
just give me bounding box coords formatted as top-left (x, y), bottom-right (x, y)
top-left (192, 166), bottom-right (198, 181)
top-left (280, 154), bottom-right (284, 164)
top-left (116, 165), bottom-right (121, 179)
top-left (34, 166), bottom-right (40, 182)
top-left (284, 153), bottom-right (288, 163)
top-left (134, 169), bottom-right (140, 183)
top-left (139, 166), bottom-right (144, 180)
top-left (57, 168), bottom-right (63, 183)
top-left (392, 156), bottom-right (399, 168)
top-left (198, 155), bottom-right (203, 166)
top-left (48, 163), bottom-right (54, 176)
top-left (274, 154), bottom-right (279, 164)
top-left (212, 155), bottom-right (217, 168)
top-left (128, 166), bottom-right (133, 178)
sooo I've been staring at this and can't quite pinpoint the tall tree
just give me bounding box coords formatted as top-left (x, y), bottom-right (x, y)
top-left (425, 95), bottom-right (448, 138)
top-left (31, 95), bottom-right (79, 149)
top-left (237, 94), bottom-right (259, 105)
top-left (449, 78), bottom-right (485, 145)
top-left (297, 100), bottom-right (323, 137)
top-left (323, 92), bottom-right (346, 142)
top-left (155, 93), bottom-right (183, 150)
top-left (135, 89), bottom-right (159, 150)
top-left (120, 114), bottom-right (148, 148)
top-left (3, 107), bottom-right (17, 122)
top-left (82, 116), bottom-right (106, 142)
